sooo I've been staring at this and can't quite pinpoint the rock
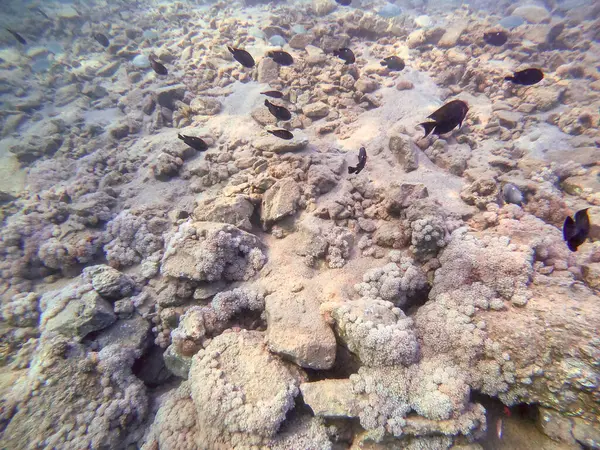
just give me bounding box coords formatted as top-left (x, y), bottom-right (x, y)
top-left (512, 5), bottom-right (551, 24)
top-left (164, 342), bottom-right (192, 378)
top-left (265, 292), bottom-right (336, 370)
top-left (571, 417), bottom-right (600, 448)
top-left (526, 86), bottom-right (561, 112)
top-left (10, 134), bottom-right (63, 165)
top-left (54, 84), bottom-right (79, 107)
top-left (300, 379), bottom-right (358, 417)
top-left (81, 83), bottom-right (108, 99)
top-left (193, 195), bottom-right (254, 231)
top-left (322, 36), bottom-right (349, 53)
top-left (190, 97), bottom-right (221, 115)
top-left (161, 222), bottom-right (265, 282)
top-left (133, 345), bottom-right (173, 387)
top-left (307, 164), bottom-right (338, 194)
top-left (132, 54), bottom-right (151, 68)
top-left (389, 134), bottom-right (418, 172)
top-left (289, 33), bottom-right (314, 49)
top-left (1, 113), bottom-right (26, 136)
top-left (354, 78), bottom-right (379, 94)
top-left (396, 80), bottom-right (414, 90)
top-left (303, 101), bottom-right (329, 119)
top-left (153, 153), bottom-right (183, 180)
top-left (358, 218), bottom-right (377, 233)
top-left (83, 265), bottom-right (135, 301)
top-left (155, 84), bottom-right (186, 109)
top-left (96, 316), bottom-right (151, 352)
top-left (96, 61), bottom-right (120, 77)
top-left (313, 0), bottom-right (336, 16)
top-left (109, 122), bottom-right (129, 140)
top-left (253, 134), bottom-right (308, 153)
top-left (262, 178), bottom-right (302, 226)
top-left (582, 264), bottom-right (600, 290)
top-left (385, 182), bottom-right (429, 215)
top-left (438, 22), bottom-right (466, 48)
top-left (0, 190), bottom-right (17, 204)
top-left (44, 291), bottom-right (116, 338)
top-left (251, 108), bottom-right (277, 126)
top-left (496, 110), bottom-right (523, 129)
top-left (460, 178), bottom-right (499, 209)
top-left (257, 57), bottom-right (279, 83)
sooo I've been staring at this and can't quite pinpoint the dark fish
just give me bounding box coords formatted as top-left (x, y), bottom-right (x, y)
top-left (6, 29), bottom-right (26, 45)
top-left (381, 55), bottom-right (405, 71)
top-left (505, 68), bottom-right (544, 86)
top-left (419, 99), bottom-right (469, 137)
top-left (267, 129), bottom-right (294, 140)
top-left (483, 31), bottom-right (508, 46)
top-left (149, 55), bottom-right (168, 75)
top-left (261, 90), bottom-right (284, 99)
top-left (563, 208), bottom-right (590, 252)
top-left (264, 99), bottom-right (291, 121)
top-left (32, 7), bottom-right (50, 19)
top-left (348, 147), bottom-right (367, 174)
top-left (333, 47), bottom-right (355, 65)
top-left (178, 134), bottom-right (208, 151)
top-left (267, 50), bottom-right (293, 66)
top-left (335, 0), bottom-right (352, 5)
top-left (93, 33), bottom-right (110, 48)
top-left (227, 46), bottom-right (255, 68)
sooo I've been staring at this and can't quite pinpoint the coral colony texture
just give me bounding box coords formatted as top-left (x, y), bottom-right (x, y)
top-left (1, 0), bottom-right (600, 448)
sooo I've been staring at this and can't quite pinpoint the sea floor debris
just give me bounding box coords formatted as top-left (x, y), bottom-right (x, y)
top-left (0, 0), bottom-right (599, 449)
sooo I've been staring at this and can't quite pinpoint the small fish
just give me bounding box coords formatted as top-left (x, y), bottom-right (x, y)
top-left (227, 46), bottom-right (255, 68)
top-left (264, 99), bottom-right (291, 121)
top-left (501, 183), bottom-right (523, 206)
top-left (32, 7), bottom-right (50, 19)
top-left (6, 29), bottom-right (27, 45)
top-left (149, 55), bottom-right (168, 75)
top-left (178, 134), bottom-right (208, 151)
top-left (381, 55), bottom-right (405, 71)
top-left (267, 129), bottom-right (294, 140)
top-left (496, 418), bottom-right (503, 440)
top-left (333, 47), bottom-right (355, 65)
top-left (267, 50), bottom-right (293, 66)
top-left (93, 33), bottom-right (110, 48)
top-left (505, 68), bottom-right (544, 86)
top-left (563, 208), bottom-right (590, 252)
top-left (335, 0), bottom-right (352, 5)
top-left (348, 147), bottom-right (367, 174)
top-left (483, 30), bottom-right (508, 46)
top-left (419, 99), bottom-right (469, 137)
top-left (260, 90), bottom-right (284, 99)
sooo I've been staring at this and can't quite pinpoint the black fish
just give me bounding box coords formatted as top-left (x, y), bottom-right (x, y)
top-left (264, 99), bottom-right (291, 121)
top-left (336, 0), bottom-right (352, 5)
top-left (93, 33), bottom-right (110, 48)
top-left (563, 208), bottom-right (590, 252)
top-left (227, 46), bottom-right (255, 68)
top-left (483, 31), bottom-right (508, 46)
top-left (32, 7), bottom-right (50, 19)
top-left (381, 56), bottom-right (405, 71)
top-left (267, 129), bottom-right (294, 140)
top-left (419, 99), bottom-right (469, 137)
top-left (348, 147), bottom-right (367, 174)
top-left (261, 90), bottom-right (284, 99)
top-left (149, 55), bottom-right (168, 75)
top-left (178, 134), bottom-right (208, 151)
top-left (505, 68), bottom-right (544, 86)
top-left (6, 29), bottom-right (26, 45)
top-left (333, 48), bottom-right (355, 65)
top-left (267, 50), bottom-right (293, 66)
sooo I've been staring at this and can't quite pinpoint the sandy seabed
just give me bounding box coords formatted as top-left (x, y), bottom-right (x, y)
top-left (0, 0), bottom-right (599, 449)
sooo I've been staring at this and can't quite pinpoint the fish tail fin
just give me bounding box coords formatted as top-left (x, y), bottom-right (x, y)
top-left (348, 166), bottom-right (357, 174)
top-left (264, 99), bottom-right (270, 107)
top-left (504, 75), bottom-right (514, 81)
top-left (419, 122), bottom-right (437, 138)
top-left (380, 61), bottom-right (386, 66)
top-left (177, 133), bottom-right (184, 140)
top-left (567, 241), bottom-right (578, 252)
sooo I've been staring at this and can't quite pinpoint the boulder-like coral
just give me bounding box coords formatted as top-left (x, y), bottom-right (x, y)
top-left (405, 200), bottom-right (456, 261)
top-left (82, 265), bottom-right (135, 300)
top-left (328, 298), bottom-right (419, 367)
top-left (1, 292), bottom-right (40, 327)
top-left (161, 222), bottom-right (266, 282)
top-left (353, 254), bottom-right (427, 307)
top-left (189, 330), bottom-right (306, 447)
top-left (193, 195), bottom-right (255, 231)
top-left (103, 210), bottom-right (167, 268)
